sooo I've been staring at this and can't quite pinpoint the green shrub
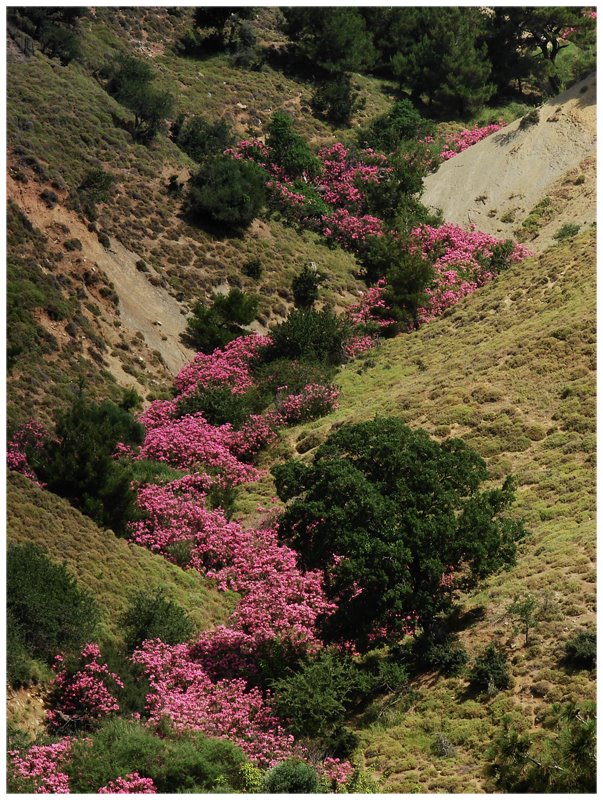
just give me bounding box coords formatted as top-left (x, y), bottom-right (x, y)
top-left (311, 74), bottom-right (365, 126)
top-left (107, 55), bottom-right (174, 141)
top-left (564, 629), bottom-right (596, 669)
top-left (66, 718), bottom-right (247, 793)
top-left (185, 288), bottom-right (259, 353)
top-left (187, 156), bottom-right (267, 231)
top-left (263, 759), bottom-right (320, 794)
top-left (176, 384), bottom-right (267, 428)
top-left (272, 648), bottom-right (363, 747)
top-left (175, 115), bottom-right (234, 164)
top-left (242, 258), bottom-right (263, 280)
top-left (266, 111), bottom-right (321, 178)
top-left (32, 394), bottom-right (145, 534)
top-left (554, 223), bottom-right (580, 241)
top-left (292, 264), bottom-right (325, 309)
top-left (264, 308), bottom-right (352, 366)
top-left (120, 590), bottom-right (195, 653)
top-left (469, 643), bottom-right (511, 694)
top-left (415, 631), bottom-right (468, 677)
top-left (360, 99), bottom-right (434, 153)
top-left (7, 543), bottom-right (99, 669)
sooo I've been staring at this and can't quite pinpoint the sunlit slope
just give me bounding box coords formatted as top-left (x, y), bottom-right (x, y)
top-left (7, 471), bottom-right (235, 644)
top-left (244, 230), bottom-right (595, 791)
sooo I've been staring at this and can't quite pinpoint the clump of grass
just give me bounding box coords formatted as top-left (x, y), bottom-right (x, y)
top-left (553, 223), bottom-right (580, 241)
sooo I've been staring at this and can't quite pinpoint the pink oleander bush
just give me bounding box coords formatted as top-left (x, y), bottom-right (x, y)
top-left (440, 121), bottom-right (505, 160)
top-left (47, 644), bottom-right (123, 731)
top-left (9, 738), bottom-right (72, 794)
top-left (130, 475), bottom-right (333, 652)
top-left (319, 756), bottom-right (355, 791)
top-left (413, 223), bottom-right (532, 322)
top-left (131, 639), bottom-right (295, 768)
top-left (6, 419), bottom-right (47, 484)
top-left (277, 383), bottom-right (340, 424)
top-left (136, 413), bottom-right (262, 486)
top-left (322, 208), bottom-right (384, 248)
top-left (174, 335), bottom-right (271, 398)
top-left (98, 772), bottom-right (157, 794)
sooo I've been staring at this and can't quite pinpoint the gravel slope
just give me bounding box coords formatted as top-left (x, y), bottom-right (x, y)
top-left (422, 74), bottom-right (596, 251)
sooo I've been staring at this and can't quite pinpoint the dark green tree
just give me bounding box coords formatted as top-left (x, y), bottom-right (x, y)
top-left (281, 8), bottom-right (376, 74)
top-left (185, 288), bottom-right (259, 353)
top-left (31, 394), bottom-right (145, 533)
top-left (273, 418), bottom-right (524, 650)
top-left (390, 8), bottom-right (494, 116)
top-left (291, 264), bottom-right (325, 309)
top-left (174, 115), bottom-right (234, 164)
top-left (187, 156), bottom-right (267, 230)
top-left (490, 702), bottom-right (596, 793)
top-left (108, 55), bottom-right (174, 141)
top-left (512, 7), bottom-right (596, 94)
top-left (7, 542), bottom-right (99, 667)
top-left (266, 112), bottom-right (321, 179)
top-left (468, 643), bottom-right (512, 694)
top-left (311, 74), bottom-right (365, 126)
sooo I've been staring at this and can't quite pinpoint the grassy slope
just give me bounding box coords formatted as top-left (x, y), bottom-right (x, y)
top-left (238, 230), bottom-right (595, 791)
top-left (7, 471), bottom-right (234, 645)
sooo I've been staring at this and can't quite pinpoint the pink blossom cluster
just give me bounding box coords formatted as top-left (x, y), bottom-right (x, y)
top-left (137, 412), bottom-right (262, 486)
top-left (174, 335), bottom-right (271, 397)
top-left (316, 143), bottom-right (391, 209)
top-left (343, 334), bottom-right (377, 359)
top-left (224, 138), bottom-right (270, 167)
top-left (130, 476), bottom-right (333, 651)
top-left (440, 122), bottom-right (505, 160)
top-left (348, 278), bottom-right (397, 330)
top-left (131, 639), bottom-right (295, 768)
top-left (319, 756), bottom-right (355, 790)
top-left (47, 644), bottom-right (123, 730)
top-left (98, 773), bottom-right (157, 793)
top-left (6, 419), bottom-right (47, 484)
top-left (322, 209), bottom-right (383, 247)
top-left (413, 224), bottom-right (531, 322)
top-left (277, 383), bottom-right (340, 424)
top-left (9, 738), bottom-right (72, 794)
top-left (228, 411), bottom-right (282, 460)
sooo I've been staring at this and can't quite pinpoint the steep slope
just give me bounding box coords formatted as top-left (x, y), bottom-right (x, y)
top-left (240, 230), bottom-right (595, 791)
top-left (422, 74), bottom-right (596, 252)
top-left (7, 471), bottom-right (234, 643)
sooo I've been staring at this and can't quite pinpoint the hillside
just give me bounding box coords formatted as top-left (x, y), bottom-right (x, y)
top-left (423, 74), bottom-right (596, 253)
top-left (245, 230), bottom-right (595, 791)
top-left (6, 6), bottom-right (596, 795)
top-left (7, 471), bottom-right (234, 642)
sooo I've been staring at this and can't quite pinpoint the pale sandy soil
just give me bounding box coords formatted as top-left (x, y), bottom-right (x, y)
top-left (422, 74), bottom-right (596, 252)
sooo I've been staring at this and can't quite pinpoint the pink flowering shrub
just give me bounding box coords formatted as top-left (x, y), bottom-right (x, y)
top-left (322, 208), bottom-right (383, 248)
top-left (174, 335), bottom-right (271, 398)
top-left (413, 224), bottom-right (531, 322)
top-left (132, 639), bottom-right (295, 768)
top-left (137, 413), bottom-right (262, 486)
top-left (98, 773), bottom-right (157, 794)
top-left (130, 475), bottom-right (333, 652)
top-left (7, 420), bottom-right (47, 484)
top-left (228, 411), bottom-right (282, 460)
top-left (316, 143), bottom-right (391, 210)
top-left (348, 278), bottom-right (397, 332)
top-left (8, 738), bottom-right (72, 794)
top-left (319, 756), bottom-right (355, 791)
top-left (277, 383), bottom-right (340, 424)
top-left (47, 644), bottom-right (123, 731)
top-left (440, 122), bottom-right (505, 160)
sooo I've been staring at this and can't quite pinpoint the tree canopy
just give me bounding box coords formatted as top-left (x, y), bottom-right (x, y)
top-left (274, 418), bottom-right (525, 649)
